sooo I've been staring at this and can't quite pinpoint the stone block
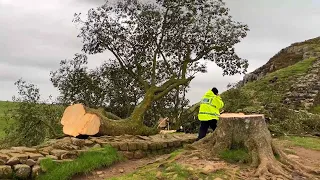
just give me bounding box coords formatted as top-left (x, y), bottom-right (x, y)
top-left (11, 147), bottom-right (37, 153)
top-left (14, 164), bottom-right (31, 179)
top-left (149, 142), bottom-right (157, 150)
top-left (0, 159), bottom-right (6, 165)
top-left (50, 149), bottom-right (68, 159)
top-left (26, 159), bottom-right (36, 167)
top-left (121, 151), bottom-right (134, 159)
top-left (92, 144), bottom-right (102, 149)
top-left (61, 152), bottom-right (78, 160)
top-left (119, 143), bottom-right (128, 151)
top-left (32, 165), bottom-right (41, 178)
top-left (0, 165), bottom-right (13, 179)
top-left (127, 142), bottom-right (137, 151)
top-left (27, 153), bottom-right (44, 161)
top-left (45, 155), bottom-right (58, 160)
top-left (6, 157), bottom-right (20, 166)
top-left (173, 140), bottom-right (182, 147)
top-left (133, 150), bottom-right (145, 159)
top-left (108, 142), bottom-right (121, 150)
top-left (8, 153), bottom-right (28, 161)
top-left (0, 154), bottom-right (10, 162)
top-left (71, 138), bottom-right (85, 147)
top-left (38, 146), bottom-right (53, 155)
top-left (84, 139), bottom-right (94, 146)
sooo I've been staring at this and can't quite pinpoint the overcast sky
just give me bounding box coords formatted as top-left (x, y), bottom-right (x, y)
top-left (0, 0), bottom-right (320, 104)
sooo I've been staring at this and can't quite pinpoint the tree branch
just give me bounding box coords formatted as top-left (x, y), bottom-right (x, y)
top-left (108, 46), bottom-right (150, 90)
top-left (182, 45), bottom-right (191, 79)
top-left (190, 45), bottom-right (220, 63)
top-left (154, 77), bottom-right (194, 100)
top-left (151, 50), bottom-right (157, 85)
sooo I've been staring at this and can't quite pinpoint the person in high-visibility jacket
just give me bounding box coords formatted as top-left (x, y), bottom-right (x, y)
top-left (196, 87), bottom-right (224, 141)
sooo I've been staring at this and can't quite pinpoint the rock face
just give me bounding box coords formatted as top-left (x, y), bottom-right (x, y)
top-left (237, 36), bottom-right (320, 87)
top-left (283, 58), bottom-right (320, 109)
top-left (235, 36), bottom-right (320, 111)
top-left (0, 133), bottom-right (197, 179)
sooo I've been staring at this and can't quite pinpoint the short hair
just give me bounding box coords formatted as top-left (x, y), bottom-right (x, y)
top-left (211, 87), bottom-right (219, 95)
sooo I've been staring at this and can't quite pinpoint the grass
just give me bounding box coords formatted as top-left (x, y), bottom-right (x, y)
top-left (310, 105), bottom-right (320, 114)
top-left (37, 146), bottom-right (121, 180)
top-left (283, 136), bottom-right (320, 151)
top-left (242, 57), bottom-right (316, 106)
top-left (168, 149), bottom-right (183, 160)
top-left (219, 149), bottom-right (251, 163)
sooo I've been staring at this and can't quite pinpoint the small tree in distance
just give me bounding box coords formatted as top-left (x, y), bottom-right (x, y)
top-left (70, 0), bottom-right (249, 134)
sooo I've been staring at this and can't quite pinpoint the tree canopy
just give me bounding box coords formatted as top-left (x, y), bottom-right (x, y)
top-left (74, 0), bottom-right (248, 88)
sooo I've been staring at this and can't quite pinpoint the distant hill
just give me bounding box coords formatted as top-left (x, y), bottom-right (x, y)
top-left (221, 36), bottom-right (320, 135)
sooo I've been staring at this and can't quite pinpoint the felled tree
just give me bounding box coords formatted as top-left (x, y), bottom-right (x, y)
top-left (66, 0), bottom-right (248, 135)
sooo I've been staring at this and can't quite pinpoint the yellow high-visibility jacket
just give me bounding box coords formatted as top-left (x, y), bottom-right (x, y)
top-left (198, 90), bottom-right (224, 121)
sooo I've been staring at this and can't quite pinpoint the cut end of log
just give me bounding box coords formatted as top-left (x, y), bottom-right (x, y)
top-left (61, 104), bottom-right (101, 137)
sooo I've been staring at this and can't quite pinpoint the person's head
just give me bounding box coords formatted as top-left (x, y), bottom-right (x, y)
top-left (211, 87), bottom-right (219, 95)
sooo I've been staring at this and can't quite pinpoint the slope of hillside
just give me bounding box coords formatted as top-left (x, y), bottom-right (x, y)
top-left (222, 37), bottom-right (320, 135)
top-left (238, 36), bottom-right (320, 86)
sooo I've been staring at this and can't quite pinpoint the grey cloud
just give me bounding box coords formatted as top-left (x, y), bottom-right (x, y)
top-left (1, 0), bottom-right (320, 105)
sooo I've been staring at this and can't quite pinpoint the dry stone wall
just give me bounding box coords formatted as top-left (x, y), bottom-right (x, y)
top-left (0, 133), bottom-right (197, 179)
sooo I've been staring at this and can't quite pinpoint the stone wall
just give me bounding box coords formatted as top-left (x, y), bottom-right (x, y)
top-left (0, 133), bottom-right (197, 179)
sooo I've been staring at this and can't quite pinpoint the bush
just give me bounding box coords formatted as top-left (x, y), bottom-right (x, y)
top-left (221, 88), bottom-right (253, 112)
top-left (1, 79), bottom-right (64, 148)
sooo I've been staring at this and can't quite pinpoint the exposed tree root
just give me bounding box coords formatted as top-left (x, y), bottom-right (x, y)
top-left (185, 114), bottom-right (320, 180)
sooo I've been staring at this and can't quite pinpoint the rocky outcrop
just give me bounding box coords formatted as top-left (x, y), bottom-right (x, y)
top-left (237, 36), bottom-right (320, 87)
top-left (0, 133), bottom-right (197, 179)
top-left (283, 58), bottom-right (320, 109)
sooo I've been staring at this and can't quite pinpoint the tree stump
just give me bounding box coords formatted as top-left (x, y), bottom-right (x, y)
top-left (191, 113), bottom-right (320, 179)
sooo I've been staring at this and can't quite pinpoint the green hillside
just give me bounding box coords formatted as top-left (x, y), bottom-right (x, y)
top-left (221, 37), bottom-right (320, 135)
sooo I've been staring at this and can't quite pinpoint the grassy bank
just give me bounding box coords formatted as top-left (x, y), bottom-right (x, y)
top-left (37, 146), bottom-right (121, 180)
top-left (282, 136), bottom-right (320, 151)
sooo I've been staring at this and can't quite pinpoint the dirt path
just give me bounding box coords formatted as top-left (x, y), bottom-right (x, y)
top-left (73, 139), bottom-right (320, 180)
top-left (72, 154), bottom-right (170, 180)
top-left (285, 146), bottom-right (320, 167)
top-left (275, 139), bottom-right (320, 167)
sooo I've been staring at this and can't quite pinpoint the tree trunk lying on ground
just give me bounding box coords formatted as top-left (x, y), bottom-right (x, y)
top-left (189, 113), bottom-right (320, 179)
top-left (60, 104), bottom-right (157, 137)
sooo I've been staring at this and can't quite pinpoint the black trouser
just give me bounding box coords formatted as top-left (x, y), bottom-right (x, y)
top-left (196, 119), bottom-right (217, 141)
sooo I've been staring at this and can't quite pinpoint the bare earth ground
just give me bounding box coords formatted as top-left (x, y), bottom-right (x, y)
top-left (73, 154), bottom-right (171, 180)
top-left (73, 138), bottom-right (320, 180)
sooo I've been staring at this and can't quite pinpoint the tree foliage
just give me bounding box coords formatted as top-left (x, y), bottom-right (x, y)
top-left (50, 54), bottom-right (109, 108)
top-left (51, 55), bottom-right (190, 123)
top-left (71, 0), bottom-right (249, 123)
top-left (2, 79), bottom-right (64, 147)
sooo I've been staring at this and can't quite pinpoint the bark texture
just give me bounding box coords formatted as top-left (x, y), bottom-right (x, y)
top-left (191, 113), bottom-right (320, 179)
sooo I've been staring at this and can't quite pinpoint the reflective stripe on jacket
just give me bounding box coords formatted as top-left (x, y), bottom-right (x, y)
top-left (198, 90), bottom-right (224, 121)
